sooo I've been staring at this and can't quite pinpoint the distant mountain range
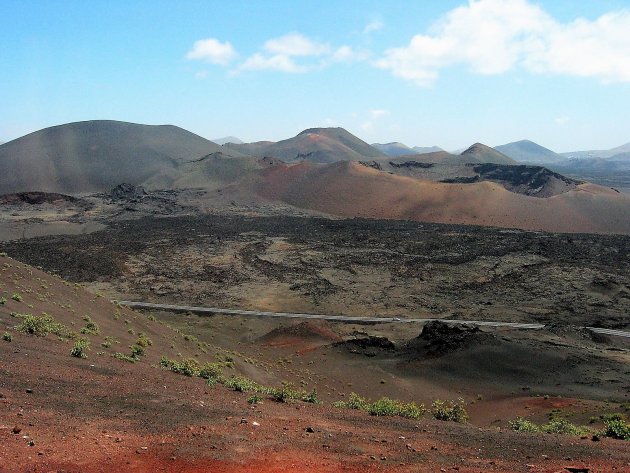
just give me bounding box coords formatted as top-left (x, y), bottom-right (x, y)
top-left (371, 142), bottom-right (443, 157)
top-left (494, 140), bottom-right (564, 164)
top-left (224, 127), bottom-right (387, 163)
top-left (212, 136), bottom-right (244, 145)
top-left (562, 142), bottom-right (630, 160)
top-left (2, 120), bottom-right (630, 233)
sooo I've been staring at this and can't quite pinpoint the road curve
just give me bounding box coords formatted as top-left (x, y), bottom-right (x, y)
top-left (115, 301), bottom-right (630, 340)
top-left (115, 300), bottom-right (546, 329)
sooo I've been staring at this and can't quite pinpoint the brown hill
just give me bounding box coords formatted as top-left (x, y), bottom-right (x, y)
top-left (255, 160), bottom-right (630, 234)
top-left (460, 143), bottom-right (517, 164)
top-left (0, 120), bottom-right (234, 194)
top-left (225, 127), bottom-right (387, 163)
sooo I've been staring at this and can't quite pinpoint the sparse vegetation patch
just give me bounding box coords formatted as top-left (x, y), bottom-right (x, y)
top-left (70, 338), bottom-right (90, 358)
top-left (431, 399), bottom-right (469, 423)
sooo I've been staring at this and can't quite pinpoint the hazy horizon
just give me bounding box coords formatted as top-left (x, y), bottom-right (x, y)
top-left (2, 0), bottom-right (630, 151)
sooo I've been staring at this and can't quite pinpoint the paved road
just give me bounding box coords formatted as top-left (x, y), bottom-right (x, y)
top-left (116, 301), bottom-right (630, 340)
top-left (116, 300), bottom-right (545, 329)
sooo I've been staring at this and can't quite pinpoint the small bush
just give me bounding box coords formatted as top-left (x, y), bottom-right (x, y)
top-left (113, 352), bottom-right (137, 363)
top-left (136, 333), bottom-right (152, 347)
top-left (224, 375), bottom-right (261, 393)
top-left (159, 356), bottom-right (200, 377)
top-left (509, 417), bottom-right (541, 433)
top-left (129, 344), bottom-right (144, 359)
top-left (198, 362), bottom-right (224, 381)
top-left (70, 338), bottom-right (90, 359)
top-left (335, 392), bottom-right (369, 410)
top-left (80, 320), bottom-right (100, 335)
top-left (601, 420), bottom-right (630, 440)
top-left (15, 313), bottom-right (72, 338)
top-left (11, 293), bottom-right (23, 302)
top-left (270, 382), bottom-right (304, 403)
top-left (541, 419), bottom-right (587, 436)
top-left (302, 389), bottom-right (319, 404)
top-left (600, 413), bottom-right (627, 423)
top-left (248, 394), bottom-right (263, 405)
top-left (367, 397), bottom-right (424, 419)
top-left (432, 399), bottom-right (469, 423)
top-left (0, 297), bottom-right (6, 305)
top-left (2, 332), bottom-right (12, 342)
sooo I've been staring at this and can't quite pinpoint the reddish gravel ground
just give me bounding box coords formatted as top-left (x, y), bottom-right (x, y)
top-left (1, 256), bottom-right (630, 472)
top-left (2, 336), bottom-right (630, 473)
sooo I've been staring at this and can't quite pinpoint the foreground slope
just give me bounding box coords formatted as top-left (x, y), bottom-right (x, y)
top-left (256, 160), bottom-right (630, 234)
top-left (0, 120), bottom-right (225, 193)
top-left (2, 254), bottom-right (629, 472)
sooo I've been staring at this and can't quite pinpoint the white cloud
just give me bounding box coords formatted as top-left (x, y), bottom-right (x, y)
top-left (186, 38), bottom-right (237, 65)
top-left (375, 0), bottom-right (630, 86)
top-left (263, 32), bottom-right (330, 56)
top-left (236, 53), bottom-right (307, 74)
top-left (331, 45), bottom-right (371, 63)
top-left (235, 32), bottom-right (369, 74)
top-left (364, 20), bottom-right (384, 34)
top-left (369, 109), bottom-right (389, 119)
top-left (362, 109), bottom-right (390, 131)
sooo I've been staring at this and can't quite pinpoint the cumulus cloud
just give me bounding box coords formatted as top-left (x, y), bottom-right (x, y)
top-left (235, 32), bottom-right (364, 74)
top-left (375, 0), bottom-right (630, 86)
top-left (186, 38), bottom-right (237, 65)
top-left (263, 32), bottom-right (330, 56)
top-left (237, 53), bottom-right (307, 74)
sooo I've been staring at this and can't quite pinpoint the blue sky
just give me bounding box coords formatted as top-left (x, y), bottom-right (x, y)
top-left (1, 0), bottom-right (629, 151)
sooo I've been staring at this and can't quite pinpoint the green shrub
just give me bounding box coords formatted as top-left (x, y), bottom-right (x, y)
top-left (431, 399), bottom-right (469, 423)
top-left (541, 419), bottom-right (587, 436)
top-left (0, 297), bottom-right (6, 305)
top-left (397, 401), bottom-right (425, 419)
top-left (198, 362), bottom-right (224, 380)
top-left (600, 413), bottom-right (627, 423)
top-left (270, 382), bottom-right (304, 403)
top-left (335, 392), bottom-right (369, 410)
top-left (129, 344), bottom-right (144, 359)
top-left (302, 389), bottom-right (319, 404)
top-left (15, 313), bottom-right (72, 338)
top-left (70, 338), bottom-right (90, 359)
top-left (601, 420), bottom-right (630, 440)
top-left (136, 333), bottom-right (152, 347)
top-left (248, 394), bottom-right (263, 405)
top-left (80, 320), bottom-right (100, 335)
top-left (113, 352), bottom-right (137, 363)
top-left (509, 417), bottom-right (541, 433)
top-left (224, 375), bottom-right (261, 392)
top-left (11, 293), bottom-right (23, 302)
top-left (367, 397), bottom-right (424, 419)
top-left (2, 332), bottom-right (12, 342)
top-left (159, 356), bottom-right (200, 377)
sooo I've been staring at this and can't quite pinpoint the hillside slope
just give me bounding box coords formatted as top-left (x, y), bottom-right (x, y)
top-left (460, 143), bottom-right (517, 165)
top-left (495, 140), bottom-right (565, 164)
top-left (256, 160), bottom-right (630, 234)
top-left (226, 127), bottom-right (387, 163)
top-left (0, 120), bottom-right (226, 193)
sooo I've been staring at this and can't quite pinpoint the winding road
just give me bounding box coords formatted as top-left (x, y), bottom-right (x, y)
top-left (115, 300), bottom-right (630, 339)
